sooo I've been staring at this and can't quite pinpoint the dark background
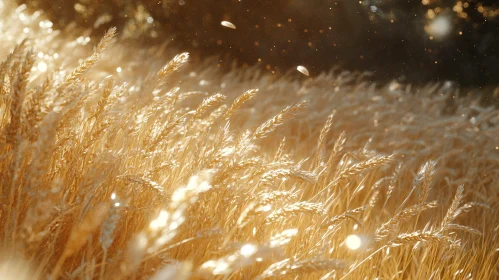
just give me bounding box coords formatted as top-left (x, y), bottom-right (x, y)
top-left (21, 0), bottom-right (499, 90)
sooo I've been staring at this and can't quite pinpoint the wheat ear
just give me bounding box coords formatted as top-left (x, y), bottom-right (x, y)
top-left (254, 100), bottom-right (308, 139)
top-left (223, 89), bottom-right (258, 120)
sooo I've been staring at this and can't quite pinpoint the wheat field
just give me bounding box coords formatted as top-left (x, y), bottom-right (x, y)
top-left (0, 2), bottom-right (498, 280)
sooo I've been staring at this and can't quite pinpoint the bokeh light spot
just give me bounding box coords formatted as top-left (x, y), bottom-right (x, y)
top-left (345, 234), bottom-right (362, 250)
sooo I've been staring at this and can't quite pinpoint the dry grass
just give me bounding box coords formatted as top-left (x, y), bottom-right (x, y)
top-left (0, 2), bottom-right (498, 280)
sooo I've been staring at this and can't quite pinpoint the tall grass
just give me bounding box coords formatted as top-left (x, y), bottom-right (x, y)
top-left (0, 2), bottom-right (498, 279)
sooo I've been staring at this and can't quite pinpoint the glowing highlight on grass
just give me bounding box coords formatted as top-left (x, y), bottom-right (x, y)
top-left (149, 210), bottom-right (169, 230)
top-left (240, 244), bottom-right (257, 257)
top-left (345, 234), bottom-right (362, 250)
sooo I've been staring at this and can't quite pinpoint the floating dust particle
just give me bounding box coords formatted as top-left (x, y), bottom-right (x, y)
top-left (221, 21), bottom-right (236, 29)
top-left (296, 65), bottom-right (309, 76)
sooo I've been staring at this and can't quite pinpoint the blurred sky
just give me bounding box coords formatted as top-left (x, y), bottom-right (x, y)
top-left (21, 0), bottom-right (499, 89)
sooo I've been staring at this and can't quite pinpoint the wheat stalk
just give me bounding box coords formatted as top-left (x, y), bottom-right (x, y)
top-left (259, 168), bottom-right (317, 186)
top-left (51, 203), bottom-right (109, 279)
top-left (336, 155), bottom-right (394, 181)
top-left (257, 258), bottom-right (346, 279)
top-left (254, 100), bottom-right (308, 139)
top-left (223, 89), bottom-right (258, 120)
top-left (315, 111), bottom-right (335, 164)
top-left (157, 52), bottom-right (190, 78)
top-left (63, 27), bottom-right (116, 86)
top-left (266, 202), bottom-right (325, 224)
top-left (376, 201), bottom-right (437, 240)
top-left (416, 160), bottom-right (436, 205)
top-left (389, 230), bottom-right (458, 249)
top-left (440, 184), bottom-right (465, 231)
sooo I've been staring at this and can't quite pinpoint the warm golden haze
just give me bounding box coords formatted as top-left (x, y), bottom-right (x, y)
top-left (0, 1), bottom-right (498, 279)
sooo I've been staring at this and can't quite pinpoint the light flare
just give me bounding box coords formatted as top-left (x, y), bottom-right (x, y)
top-left (345, 234), bottom-right (362, 250)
